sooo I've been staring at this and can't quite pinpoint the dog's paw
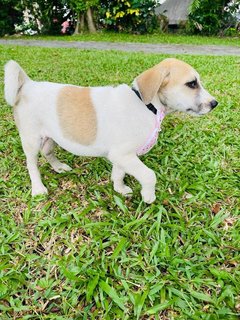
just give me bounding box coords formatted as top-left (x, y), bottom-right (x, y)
top-left (52, 163), bottom-right (72, 173)
top-left (121, 186), bottom-right (133, 196)
top-left (115, 185), bottom-right (133, 196)
top-left (32, 184), bottom-right (48, 196)
top-left (141, 190), bottom-right (156, 204)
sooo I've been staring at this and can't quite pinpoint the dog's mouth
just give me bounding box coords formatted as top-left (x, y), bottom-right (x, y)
top-left (186, 105), bottom-right (212, 116)
top-left (186, 100), bottom-right (218, 116)
top-left (186, 108), bottom-right (202, 116)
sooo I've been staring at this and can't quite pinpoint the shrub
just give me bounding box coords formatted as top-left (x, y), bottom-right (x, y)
top-left (99, 0), bottom-right (159, 33)
top-left (20, 0), bottom-right (68, 35)
top-left (187, 0), bottom-right (239, 35)
top-left (0, 0), bottom-right (23, 36)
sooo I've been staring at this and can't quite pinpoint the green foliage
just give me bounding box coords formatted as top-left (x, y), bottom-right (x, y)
top-left (68, 0), bottom-right (87, 13)
top-left (187, 0), bottom-right (239, 35)
top-left (99, 0), bottom-right (159, 33)
top-left (68, 0), bottom-right (99, 14)
top-left (0, 44), bottom-right (240, 319)
top-left (1, 0), bottom-right (240, 36)
top-left (0, 0), bottom-right (23, 36)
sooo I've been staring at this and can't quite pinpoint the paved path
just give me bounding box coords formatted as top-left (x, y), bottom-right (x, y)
top-left (0, 39), bottom-right (240, 56)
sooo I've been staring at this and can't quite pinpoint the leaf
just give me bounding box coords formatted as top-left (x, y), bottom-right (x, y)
top-left (188, 289), bottom-right (213, 303)
top-left (146, 300), bottom-right (173, 315)
top-left (0, 283), bottom-right (8, 298)
top-left (149, 282), bottom-right (165, 296)
top-left (60, 267), bottom-right (80, 281)
top-left (113, 195), bottom-right (128, 213)
top-left (99, 280), bottom-right (125, 310)
top-left (133, 289), bottom-right (149, 319)
top-left (111, 237), bottom-right (128, 259)
top-left (210, 210), bottom-right (229, 229)
top-left (86, 274), bottom-right (99, 302)
top-left (149, 241), bottom-right (159, 262)
top-left (209, 267), bottom-right (233, 281)
top-left (170, 288), bottom-right (189, 301)
top-left (187, 183), bottom-right (205, 192)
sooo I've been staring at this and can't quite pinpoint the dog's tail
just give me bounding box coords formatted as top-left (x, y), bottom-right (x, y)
top-left (4, 60), bottom-right (30, 106)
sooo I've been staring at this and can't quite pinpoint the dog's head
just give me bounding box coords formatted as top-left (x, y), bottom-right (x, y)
top-left (135, 58), bottom-right (218, 116)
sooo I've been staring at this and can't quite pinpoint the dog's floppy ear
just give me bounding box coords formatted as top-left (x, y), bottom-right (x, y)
top-left (136, 62), bottom-right (170, 105)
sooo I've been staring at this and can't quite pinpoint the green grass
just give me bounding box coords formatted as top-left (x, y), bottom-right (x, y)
top-left (0, 45), bottom-right (240, 319)
top-left (5, 30), bottom-right (240, 47)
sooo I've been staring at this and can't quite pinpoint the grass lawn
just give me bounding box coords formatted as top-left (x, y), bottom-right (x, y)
top-left (5, 31), bottom-right (240, 47)
top-left (0, 45), bottom-right (240, 319)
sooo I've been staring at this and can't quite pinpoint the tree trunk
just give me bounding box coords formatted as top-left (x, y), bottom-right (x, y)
top-left (80, 14), bottom-right (85, 31)
top-left (74, 13), bottom-right (85, 34)
top-left (86, 7), bottom-right (96, 33)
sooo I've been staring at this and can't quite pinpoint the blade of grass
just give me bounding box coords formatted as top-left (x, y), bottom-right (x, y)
top-left (99, 280), bottom-right (125, 311)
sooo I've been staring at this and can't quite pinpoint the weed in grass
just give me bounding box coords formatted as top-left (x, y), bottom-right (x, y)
top-left (0, 45), bottom-right (239, 319)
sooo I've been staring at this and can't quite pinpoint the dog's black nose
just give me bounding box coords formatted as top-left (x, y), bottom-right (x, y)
top-left (210, 100), bottom-right (218, 109)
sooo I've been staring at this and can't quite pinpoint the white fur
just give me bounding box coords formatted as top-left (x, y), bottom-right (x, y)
top-left (4, 59), bottom-right (217, 203)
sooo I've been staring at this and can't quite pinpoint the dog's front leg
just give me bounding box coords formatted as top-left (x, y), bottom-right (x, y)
top-left (111, 164), bottom-right (133, 196)
top-left (109, 152), bottom-right (156, 204)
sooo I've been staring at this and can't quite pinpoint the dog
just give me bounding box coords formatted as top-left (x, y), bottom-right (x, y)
top-left (4, 58), bottom-right (218, 203)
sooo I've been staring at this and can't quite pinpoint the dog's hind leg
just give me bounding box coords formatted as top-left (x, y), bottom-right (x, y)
top-left (41, 138), bottom-right (72, 173)
top-left (111, 164), bottom-right (132, 196)
top-left (20, 134), bottom-right (48, 196)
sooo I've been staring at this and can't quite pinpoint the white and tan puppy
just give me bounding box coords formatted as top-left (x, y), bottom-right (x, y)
top-left (4, 58), bottom-right (218, 203)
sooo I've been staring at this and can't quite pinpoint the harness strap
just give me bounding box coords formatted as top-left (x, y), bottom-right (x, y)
top-left (132, 87), bottom-right (157, 115)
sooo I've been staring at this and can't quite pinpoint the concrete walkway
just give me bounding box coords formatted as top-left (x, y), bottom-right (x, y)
top-left (0, 39), bottom-right (240, 56)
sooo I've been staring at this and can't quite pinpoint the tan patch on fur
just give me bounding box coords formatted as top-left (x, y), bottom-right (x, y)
top-left (57, 86), bottom-right (97, 145)
top-left (161, 59), bottom-right (198, 86)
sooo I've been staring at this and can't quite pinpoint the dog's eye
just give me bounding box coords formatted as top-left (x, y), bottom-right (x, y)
top-left (186, 80), bottom-right (198, 89)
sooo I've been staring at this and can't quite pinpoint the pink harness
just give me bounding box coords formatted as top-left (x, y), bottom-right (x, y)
top-left (137, 109), bottom-right (165, 156)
